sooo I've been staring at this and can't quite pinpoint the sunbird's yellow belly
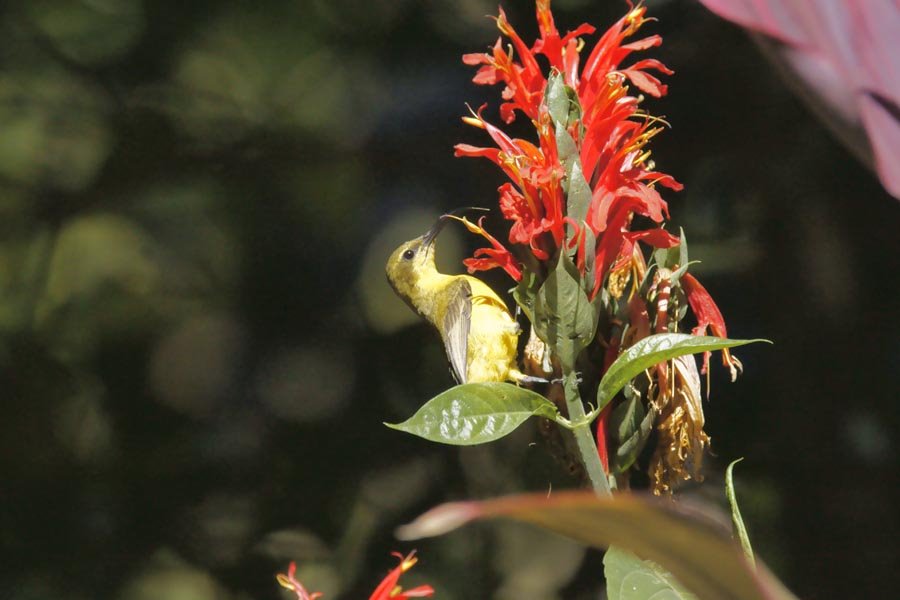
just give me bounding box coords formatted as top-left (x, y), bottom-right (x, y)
top-left (459, 276), bottom-right (519, 383)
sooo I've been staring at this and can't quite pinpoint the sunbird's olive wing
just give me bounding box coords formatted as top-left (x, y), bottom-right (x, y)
top-left (442, 278), bottom-right (472, 384)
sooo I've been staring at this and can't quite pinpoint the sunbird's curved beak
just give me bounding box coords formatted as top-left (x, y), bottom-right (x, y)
top-left (422, 207), bottom-right (489, 248)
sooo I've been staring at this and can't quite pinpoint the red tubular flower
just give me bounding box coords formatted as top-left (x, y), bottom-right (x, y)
top-left (276, 562), bottom-right (323, 600)
top-left (369, 551), bottom-right (435, 600)
top-left (455, 106), bottom-right (564, 267)
top-left (681, 272), bottom-right (743, 381)
top-left (450, 215), bottom-right (523, 281)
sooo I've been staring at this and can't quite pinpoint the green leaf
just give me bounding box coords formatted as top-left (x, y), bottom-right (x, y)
top-left (726, 458), bottom-right (756, 566)
top-left (397, 491), bottom-right (798, 600)
top-left (610, 389), bottom-right (656, 474)
top-left (555, 124), bottom-right (578, 163)
top-left (546, 71), bottom-right (591, 245)
top-left (605, 546), bottom-right (697, 600)
top-left (513, 269), bottom-right (540, 324)
top-left (597, 333), bottom-right (771, 411)
top-left (580, 223), bottom-right (597, 294)
top-left (654, 228), bottom-right (687, 272)
top-left (670, 260), bottom-right (701, 285)
top-left (533, 253), bottom-right (598, 370)
top-left (385, 382), bottom-right (558, 445)
top-left (613, 386), bottom-right (643, 441)
top-left (545, 71), bottom-right (581, 129)
top-left (545, 71), bottom-right (570, 128)
top-left (564, 150), bottom-right (592, 226)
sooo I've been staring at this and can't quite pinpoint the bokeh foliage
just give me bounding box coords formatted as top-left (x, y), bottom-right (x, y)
top-left (0, 0), bottom-right (897, 598)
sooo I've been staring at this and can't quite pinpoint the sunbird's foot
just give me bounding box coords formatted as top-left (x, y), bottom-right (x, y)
top-left (516, 374), bottom-right (551, 385)
top-left (549, 372), bottom-right (582, 385)
top-left (510, 368), bottom-right (551, 385)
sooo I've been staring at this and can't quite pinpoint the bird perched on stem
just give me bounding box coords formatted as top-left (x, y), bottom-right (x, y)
top-left (386, 209), bottom-right (539, 385)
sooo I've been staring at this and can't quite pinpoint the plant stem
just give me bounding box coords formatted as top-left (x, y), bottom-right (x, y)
top-left (726, 458), bottom-right (756, 566)
top-left (563, 372), bottom-right (611, 497)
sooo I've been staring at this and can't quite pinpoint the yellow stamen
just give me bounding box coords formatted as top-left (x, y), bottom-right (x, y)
top-left (400, 555), bottom-right (418, 571)
top-left (632, 149), bottom-right (652, 167)
top-left (462, 116), bottom-right (484, 128)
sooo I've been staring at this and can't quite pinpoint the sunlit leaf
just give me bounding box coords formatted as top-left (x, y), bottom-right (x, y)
top-left (533, 253), bottom-right (598, 370)
top-left (397, 491), bottom-right (798, 600)
top-left (597, 334), bottom-right (770, 411)
top-left (385, 382), bottom-right (558, 445)
top-left (604, 546), bottom-right (696, 600)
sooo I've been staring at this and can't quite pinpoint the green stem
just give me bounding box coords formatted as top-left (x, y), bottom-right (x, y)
top-left (563, 372), bottom-right (611, 497)
top-left (726, 458), bottom-right (756, 566)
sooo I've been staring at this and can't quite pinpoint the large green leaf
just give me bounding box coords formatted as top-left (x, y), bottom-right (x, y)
top-left (385, 382), bottom-right (558, 445)
top-left (397, 491), bottom-right (798, 600)
top-left (533, 253), bottom-right (598, 370)
top-left (597, 334), bottom-right (770, 411)
top-left (605, 546), bottom-right (697, 600)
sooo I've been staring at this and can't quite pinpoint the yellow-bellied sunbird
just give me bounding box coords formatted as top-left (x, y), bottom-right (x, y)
top-left (386, 210), bottom-right (542, 385)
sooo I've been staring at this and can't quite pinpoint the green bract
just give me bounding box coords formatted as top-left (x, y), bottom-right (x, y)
top-left (532, 252), bottom-right (599, 371)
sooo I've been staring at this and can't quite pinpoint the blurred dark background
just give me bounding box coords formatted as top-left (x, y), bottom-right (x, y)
top-left (1, 0), bottom-right (897, 598)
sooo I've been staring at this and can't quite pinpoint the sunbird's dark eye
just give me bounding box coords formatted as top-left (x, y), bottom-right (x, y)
top-left (402, 249), bottom-right (415, 260)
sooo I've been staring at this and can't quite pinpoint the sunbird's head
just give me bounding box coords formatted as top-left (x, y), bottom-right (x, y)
top-left (385, 207), bottom-right (488, 301)
top-left (385, 214), bottom-right (447, 299)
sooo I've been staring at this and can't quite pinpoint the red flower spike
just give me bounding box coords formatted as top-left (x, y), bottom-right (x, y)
top-left (681, 273), bottom-right (743, 382)
top-left (276, 562), bottom-right (324, 600)
top-left (459, 0), bottom-right (680, 292)
top-left (369, 551), bottom-right (435, 600)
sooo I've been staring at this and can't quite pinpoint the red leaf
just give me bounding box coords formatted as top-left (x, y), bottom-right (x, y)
top-left (397, 492), bottom-right (797, 600)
